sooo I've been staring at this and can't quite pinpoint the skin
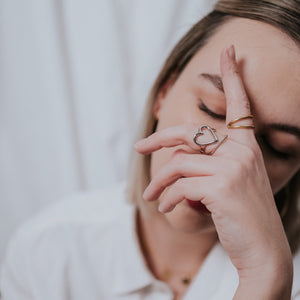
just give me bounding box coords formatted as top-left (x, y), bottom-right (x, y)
top-left (135, 18), bottom-right (300, 299)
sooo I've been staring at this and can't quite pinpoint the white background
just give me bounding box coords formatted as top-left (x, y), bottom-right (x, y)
top-left (0, 0), bottom-right (216, 264)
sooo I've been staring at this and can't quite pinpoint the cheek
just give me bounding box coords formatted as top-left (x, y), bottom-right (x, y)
top-left (156, 99), bottom-right (189, 130)
top-left (150, 97), bottom-right (190, 178)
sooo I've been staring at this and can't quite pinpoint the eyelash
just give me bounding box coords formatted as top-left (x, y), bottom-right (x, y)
top-left (199, 101), bottom-right (293, 161)
top-left (261, 135), bottom-right (292, 161)
top-left (198, 101), bottom-right (226, 121)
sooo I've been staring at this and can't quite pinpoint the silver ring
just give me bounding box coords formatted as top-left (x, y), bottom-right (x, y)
top-left (193, 125), bottom-right (228, 155)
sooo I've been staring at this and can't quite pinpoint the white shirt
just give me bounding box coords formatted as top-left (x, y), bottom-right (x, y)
top-left (1, 183), bottom-right (300, 300)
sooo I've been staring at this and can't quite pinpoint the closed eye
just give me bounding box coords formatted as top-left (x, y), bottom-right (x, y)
top-left (260, 135), bottom-right (293, 161)
top-left (198, 100), bottom-right (226, 121)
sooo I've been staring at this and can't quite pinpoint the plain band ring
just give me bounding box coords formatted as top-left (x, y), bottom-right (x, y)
top-left (227, 115), bottom-right (255, 129)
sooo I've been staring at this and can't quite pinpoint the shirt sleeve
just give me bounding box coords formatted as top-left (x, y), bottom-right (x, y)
top-left (0, 225), bottom-right (71, 300)
top-left (292, 250), bottom-right (300, 299)
top-left (293, 292), bottom-right (300, 300)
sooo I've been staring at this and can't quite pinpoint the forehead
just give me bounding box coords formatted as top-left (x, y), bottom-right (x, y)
top-left (185, 18), bottom-right (300, 124)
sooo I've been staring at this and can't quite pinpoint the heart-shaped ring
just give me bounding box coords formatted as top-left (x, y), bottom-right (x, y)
top-left (193, 125), bottom-right (218, 146)
top-left (193, 125), bottom-right (228, 155)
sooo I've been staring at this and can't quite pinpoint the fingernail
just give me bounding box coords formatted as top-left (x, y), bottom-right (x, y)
top-left (227, 45), bottom-right (236, 61)
top-left (158, 203), bottom-right (174, 213)
top-left (134, 139), bottom-right (145, 148)
top-left (142, 188), bottom-right (149, 200)
top-left (158, 203), bottom-right (165, 213)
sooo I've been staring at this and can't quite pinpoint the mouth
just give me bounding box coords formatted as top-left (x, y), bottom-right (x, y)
top-left (185, 199), bottom-right (211, 215)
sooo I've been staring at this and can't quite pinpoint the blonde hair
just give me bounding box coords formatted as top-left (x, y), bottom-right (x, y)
top-left (127, 0), bottom-right (300, 254)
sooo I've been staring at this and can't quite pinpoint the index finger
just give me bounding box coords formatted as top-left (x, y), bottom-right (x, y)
top-left (134, 123), bottom-right (201, 154)
top-left (221, 45), bottom-right (255, 144)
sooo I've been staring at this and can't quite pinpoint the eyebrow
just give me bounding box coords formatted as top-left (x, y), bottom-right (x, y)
top-left (269, 123), bottom-right (300, 140)
top-left (199, 74), bottom-right (300, 141)
top-left (199, 73), bottom-right (224, 93)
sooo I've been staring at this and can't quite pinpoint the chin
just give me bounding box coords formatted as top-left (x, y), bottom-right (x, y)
top-left (164, 201), bottom-right (216, 234)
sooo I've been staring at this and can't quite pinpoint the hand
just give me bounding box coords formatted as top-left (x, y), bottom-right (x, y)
top-left (135, 45), bottom-right (293, 294)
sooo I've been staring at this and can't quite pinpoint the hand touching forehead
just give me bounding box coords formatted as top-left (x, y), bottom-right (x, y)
top-left (153, 18), bottom-right (300, 192)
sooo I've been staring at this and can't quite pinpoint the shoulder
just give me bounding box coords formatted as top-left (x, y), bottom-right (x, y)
top-left (0, 182), bottom-right (134, 298)
top-left (13, 181), bottom-right (128, 236)
top-left (4, 181), bottom-right (131, 251)
top-left (25, 181), bottom-right (128, 228)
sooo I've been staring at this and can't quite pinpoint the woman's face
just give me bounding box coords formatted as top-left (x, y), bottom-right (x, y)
top-left (150, 18), bottom-right (300, 233)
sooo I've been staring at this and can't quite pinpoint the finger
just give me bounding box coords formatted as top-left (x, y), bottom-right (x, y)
top-left (220, 45), bottom-right (255, 143)
top-left (158, 177), bottom-right (211, 213)
top-left (134, 123), bottom-right (201, 154)
top-left (143, 152), bottom-right (221, 201)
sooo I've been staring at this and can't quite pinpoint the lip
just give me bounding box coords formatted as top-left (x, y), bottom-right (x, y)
top-left (185, 199), bottom-right (211, 214)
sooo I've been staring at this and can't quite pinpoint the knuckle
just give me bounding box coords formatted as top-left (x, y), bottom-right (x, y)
top-left (252, 144), bottom-right (263, 159)
top-left (242, 146), bottom-right (255, 163)
top-left (172, 178), bottom-right (187, 194)
top-left (213, 145), bottom-right (262, 195)
top-left (237, 93), bottom-right (251, 113)
top-left (172, 150), bottom-right (187, 164)
top-left (242, 97), bottom-right (251, 112)
top-left (170, 152), bottom-right (187, 174)
top-left (211, 159), bottom-right (246, 195)
top-left (230, 159), bottom-right (244, 176)
top-left (226, 147), bottom-right (259, 181)
top-left (228, 61), bottom-right (240, 76)
top-left (240, 144), bottom-right (261, 166)
top-left (215, 178), bottom-right (228, 194)
top-left (159, 129), bottom-right (169, 140)
top-left (224, 159), bottom-right (247, 187)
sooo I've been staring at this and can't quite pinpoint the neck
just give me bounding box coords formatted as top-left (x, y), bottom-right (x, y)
top-left (136, 205), bottom-right (218, 281)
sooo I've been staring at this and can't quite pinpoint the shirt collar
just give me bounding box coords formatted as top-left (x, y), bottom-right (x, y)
top-left (110, 201), bottom-right (236, 298)
top-left (183, 242), bottom-right (230, 300)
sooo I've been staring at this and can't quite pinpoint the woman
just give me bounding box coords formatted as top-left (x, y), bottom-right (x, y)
top-left (1, 0), bottom-right (300, 299)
